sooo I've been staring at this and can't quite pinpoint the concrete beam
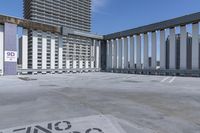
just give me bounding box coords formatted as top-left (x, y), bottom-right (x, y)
top-left (104, 12), bottom-right (200, 40)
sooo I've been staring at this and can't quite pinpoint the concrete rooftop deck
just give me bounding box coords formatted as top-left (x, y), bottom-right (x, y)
top-left (0, 73), bottom-right (200, 133)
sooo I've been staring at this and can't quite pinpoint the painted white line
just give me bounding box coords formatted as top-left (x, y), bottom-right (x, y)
top-left (169, 76), bottom-right (176, 83)
top-left (160, 77), bottom-right (170, 83)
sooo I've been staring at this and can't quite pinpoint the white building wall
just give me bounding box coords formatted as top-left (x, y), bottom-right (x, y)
top-left (0, 25), bottom-right (4, 75)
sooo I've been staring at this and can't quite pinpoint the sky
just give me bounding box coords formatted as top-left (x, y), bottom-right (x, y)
top-left (0, 0), bottom-right (200, 35)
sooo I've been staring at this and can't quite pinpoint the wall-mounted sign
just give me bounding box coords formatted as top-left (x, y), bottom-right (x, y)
top-left (4, 51), bottom-right (17, 62)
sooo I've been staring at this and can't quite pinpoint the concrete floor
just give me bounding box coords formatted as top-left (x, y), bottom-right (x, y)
top-left (0, 73), bottom-right (200, 133)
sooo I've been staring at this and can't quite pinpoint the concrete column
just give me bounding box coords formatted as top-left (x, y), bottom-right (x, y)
top-left (21, 29), bottom-right (28, 71)
top-left (124, 37), bottom-right (128, 69)
top-left (32, 30), bottom-right (38, 70)
top-left (143, 33), bottom-right (149, 69)
top-left (95, 40), bottom-right (100, 69)
top-left (136, 34), bottom-right (141, 69)
top-left (91, 40), bottom-right (95, 69)
top-left (42, 32), bottom-right (47, 71)
top-left (192, 23), bottom-right (199, 70)
top-left (51, 34), bottom-right (55, 70)
top-left (169, 28), bottom-right (176, 69)
top-left (4, 23), bottom-right (17, 75)
top-left (118, 38), bottom-right (123, 69)
top-left (85, 60), bottom-right (89, 69)
top-left (106, 40), bottom-right (110, 69)
top-left (130, 36), bottom-right (134, 69)
top-left (109, 40), bottom-right (113, 69)
top-left (160, 30), bottom-right (166, 70)
top-left (180, 25), bottom-right (187, 70)
top-left (0, 25), bottom-right (4, 75)
top-left (79, 59), bottom-right (83, 69)
top-left (66, 59), bottom-right (70, 69)
top-left (151, 31), bottom-right (157, 69)
top-left (113, 39), bottom-right (117, 69)
top-left (58, 35), bottom-right (63, 71)
top-left (73, 56), bottom-right (77, 69)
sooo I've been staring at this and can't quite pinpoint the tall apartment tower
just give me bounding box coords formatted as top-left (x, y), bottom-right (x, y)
top-left (23, 0), bottom-right (93, 70)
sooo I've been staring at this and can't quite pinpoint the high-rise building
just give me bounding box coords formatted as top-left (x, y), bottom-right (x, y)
top-left (23, 0), bottom-right (94, 70)
top-left (23, 0), bottom-right (91, 32)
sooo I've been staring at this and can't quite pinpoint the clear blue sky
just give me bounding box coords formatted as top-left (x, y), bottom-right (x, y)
top-left (0, 0), bottom-right (200, 35)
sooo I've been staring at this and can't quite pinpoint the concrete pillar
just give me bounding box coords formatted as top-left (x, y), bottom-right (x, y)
top-left (180, 25), bottom-right (187, 70)
top-left (50, 34), bottom-right (55, 70)
top-left (58, 35), bottom-right (63, 71)
top-left (4, 23), bottom-right (17, 75)
top-left (73, 56), bottom-right (77, 69)
top-left (143, 33), bottom-right (149, 69)
top-left (32, 30), bottom-right (38, 70)
top-left (130, 36), bottom-right (134, 69)
top-left (0, 25), bottom-right (4, 75)
top-left (136, 34), bottom-right (141, 69)
top-left (91, 40), bottom-right (95, 69)
top-left (79, 59), bottom-right (83, 69)
top-left (109, 40), bottom-right (113, 69)
top-left (85, 60), bottom-right (89, 69)
top-left (169, 28), bottom-right (176, 69)
top-left (95, 40), bottom-right (100, 69)
top-left (106, 40), bottom-right (110, 69)
top-left (160, 30), bottom-right (166, 70)
top-left (42, 32), bottom-right (47, 71)
top-left (118, 38), bottom-right (123, 69)
top-left (124, 37), bottom-right (128, 69)
top-left (151, 31), bottom-right (157, 69)
top-left (66, 59), bottom-right (70, 69)
top-left (21, 29), bottom-right (28, 71)
top-left (113, 39), bottom-right (117, 69)
top-left (192, 23), bottom-right (199, 70)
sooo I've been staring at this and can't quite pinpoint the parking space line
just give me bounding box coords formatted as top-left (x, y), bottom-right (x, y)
top-left (160, 77), bottom-right (170, 83)
top-left (169, 76), bottom-right (176, 83)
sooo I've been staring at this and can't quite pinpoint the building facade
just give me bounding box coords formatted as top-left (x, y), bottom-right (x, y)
top-left (23, 0), bottom-right (99, 72)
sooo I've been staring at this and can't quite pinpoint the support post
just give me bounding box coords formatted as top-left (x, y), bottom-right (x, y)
top-left (180, 25), bottom-right (187, 70)
top-left (160, 30), bottom-right (166, 70)
top-left (169, 28), bottom-right (176, 69)
top-left (136, 34), bottom-right (141, 69)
